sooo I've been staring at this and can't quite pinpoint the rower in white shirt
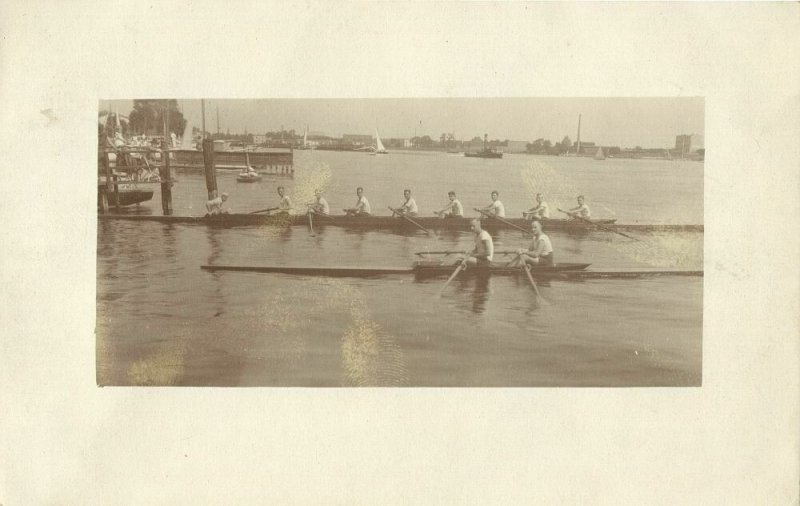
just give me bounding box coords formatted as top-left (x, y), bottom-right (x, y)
top-left (307, 189), bottom-right (329, 216)
top-left (394, 189), bottom-right (418, 217)
top-left (567, 195), bottom-right (591, 219)
top-left (343, 187), bottom-right (371, 216)
top-left (435, 191), bottom-right (464, 218)
top-left (478, 190), bottom-right (505, 217)
top-left (276, 186), bottom-right (293, 214)
top-left (523, 193), bottom-right (550, 220)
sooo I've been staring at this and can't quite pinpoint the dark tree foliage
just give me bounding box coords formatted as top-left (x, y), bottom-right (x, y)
top-left (127, 99), bottom-right (187, 137)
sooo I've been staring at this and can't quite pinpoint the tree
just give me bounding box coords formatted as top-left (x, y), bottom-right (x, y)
top-left (561, 136), bottom-right (572, 151)
top-left (127, 99), bottom-right (187, 137)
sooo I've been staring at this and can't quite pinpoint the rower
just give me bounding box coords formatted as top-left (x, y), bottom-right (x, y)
top-left (523, 193), bottom-right (550, 220)
top-left (205, 192), bottom-right (229, 216)
top-left (276, 186), bottom-right (293, 214)
top-left (435, 191), bottom-right (463, 218)
top-left (566, 195), bottom-right (591, 219)
top-left (478, 190), bottom-right (505, 218)
top-left (461, 218), bottom-right (494, 267)
top-left (394, 189), bottom-right (418, 217)
top-left (343, 187), bottom-right (371, 216)
top-left (515, 219), bottom-right (554, 267)
top-left (307, 189), bottom-right (330, 216)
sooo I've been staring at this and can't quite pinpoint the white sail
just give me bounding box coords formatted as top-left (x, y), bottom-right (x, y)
top-left (594, 147), bottom-right (605, 160)
top-left (303, 127), bottom-right (308, 147)
top-left (375, 129), bottom-right (387, 154)
top-left (181, 120), bottom-right (194, 150)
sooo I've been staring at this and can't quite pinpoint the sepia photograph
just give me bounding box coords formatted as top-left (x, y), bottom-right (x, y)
top-left (3, 2), bottom-right (798, 504)
top-left (97, 97), bottom-right (704, 387)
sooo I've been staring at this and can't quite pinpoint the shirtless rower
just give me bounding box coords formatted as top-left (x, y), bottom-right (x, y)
top-left (394, 189), bottom-right (418, 217)
top-left (566, 195), bottom-right (591, 219)
top-left (306, 189), bottom-right (329, 216)
top-left (478, 190), bottom-right (505, 217)
top-left (276, 186), bottom-right (293, 214)
top-left (435, 191), bottom-right (463, 218)
top-left (514, 220), bottom-right (554, 267)
top-left (343, 187), bottom-right (371, 216)
top-left (461, 218), bottom-right (494, 267)
top-left (523, 193), bottom-right (550, 220)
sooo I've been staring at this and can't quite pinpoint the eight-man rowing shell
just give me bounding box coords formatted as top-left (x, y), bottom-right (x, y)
top-left (100, 213), bottom-right (702, 232)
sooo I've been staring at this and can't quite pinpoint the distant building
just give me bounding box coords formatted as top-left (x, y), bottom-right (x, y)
top-left (505, 140), bottom-right (529, 153)
top-left (675, 134), bottom-right (704, 154)
top-left (403, 139), bottom-right (413, 148)
top-left (342, 134), bottom-right (373, 145)
top-left (252, 134), bottom-right (266, 144)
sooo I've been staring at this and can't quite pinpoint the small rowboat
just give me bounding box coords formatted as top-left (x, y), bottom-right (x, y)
top-left (236, 173), bottom-right (262, 183)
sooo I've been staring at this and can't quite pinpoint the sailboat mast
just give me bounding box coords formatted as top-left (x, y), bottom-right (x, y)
top-left (576, 114), bottom-right (582, 156)
top-left (201, 99), bottom-right (206, 139)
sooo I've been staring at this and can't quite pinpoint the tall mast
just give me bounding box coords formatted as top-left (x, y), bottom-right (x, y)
top-left (216, 106), bottom-right (220, 135)
top-left (201, 99), bottom-right (206, 139)
top-left (576, 114), bottom-right (582, 156)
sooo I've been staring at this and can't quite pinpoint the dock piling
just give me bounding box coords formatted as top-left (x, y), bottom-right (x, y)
top-left (203, 138), bottom-right (218, 199)
top-left (159, 141), bottom-right (173, 215)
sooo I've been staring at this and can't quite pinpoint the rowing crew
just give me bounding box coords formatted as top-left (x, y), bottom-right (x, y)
top-left (210, 185), bottom-right (591, 221)
top-left (459, 218), bottom-right (554, 268)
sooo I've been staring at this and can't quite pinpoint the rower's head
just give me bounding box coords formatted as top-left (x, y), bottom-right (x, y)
top-left (404, 189), bottom-right (411, 199)
top-left (536, 193), bottom-right (544, 203)
top-left (531, 219), bottom-right (543, 235)
top-left (356, 187), bottom-right (364, 196)
top-left (491, 191), bottom-right (499, 201)
top-left (277, 186), bottom-right (285, 196)
top-left (577, 195), bottom-right (584, 204)
top-left (221, 192), bottom-right (229, 202)
top-left (314, 189), bottom-right (323, 197)
top-left (448, 191), bottom-right (456, 201)
top-left (470, 218), bottom-right (483, 234)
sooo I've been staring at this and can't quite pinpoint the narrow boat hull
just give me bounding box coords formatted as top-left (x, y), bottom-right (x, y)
top-left (198, 214), bottom-right (616, 231)
top-left (98, 213), bottom-right (703, 232)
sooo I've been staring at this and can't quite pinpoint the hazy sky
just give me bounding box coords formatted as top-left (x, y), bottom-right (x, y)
top-left (101, 97), bottom-right (703, 148)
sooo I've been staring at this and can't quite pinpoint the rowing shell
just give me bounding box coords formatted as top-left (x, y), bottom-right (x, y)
top-left (99, 213), bottom-right (701, 232)
top-left (200, 261), bottom-right (704, 279)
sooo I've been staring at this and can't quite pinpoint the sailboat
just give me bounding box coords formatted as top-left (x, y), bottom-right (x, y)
top-left (594, 147), bottom-right (605, 160)
top-left (373, 129), bottom-right (388, 154)
top-left (297, 126), bottom-right (313, 150)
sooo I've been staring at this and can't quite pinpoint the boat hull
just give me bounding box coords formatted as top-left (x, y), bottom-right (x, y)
top-left (98, 189), bottom-right (154, 207)
top-left (236, 175), bottom-right (262, 183)
top-left (99, 213), bottom-right (702, 232)
top-left (203, 214), bottom-right (615, 230)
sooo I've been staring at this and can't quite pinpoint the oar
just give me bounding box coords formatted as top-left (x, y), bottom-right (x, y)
top-left (415, 250), bottom-right (522, 256)
top-left (389, 206), bottom-right (435, 235)
top-left (439, 254), bottom-right (469, 295)
top-left (415, 250), bottom-right (462, 256)
top-left (473, 208), bottom-right (532, 235)
top-left (521, 260), bottom-right (548, 304)
top-left (556, 208), bottom-right (640, 241)
top-left (249, 207), bottom-right (279, 215)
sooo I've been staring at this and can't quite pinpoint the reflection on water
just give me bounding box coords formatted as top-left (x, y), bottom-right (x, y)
top-left (97, 151), bottom-right (703, 387)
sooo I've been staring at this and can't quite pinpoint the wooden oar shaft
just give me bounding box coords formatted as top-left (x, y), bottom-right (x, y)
top-left (473, 208), bottom-right (532, 235)
top-left (249, 207), bottom-right (279, 215)
top-left (556, 208), bottom-right (640, 241)
top-left (439, 260), bottom-right (467, 294)
top-left (388, 206), bottom-right (433, 235)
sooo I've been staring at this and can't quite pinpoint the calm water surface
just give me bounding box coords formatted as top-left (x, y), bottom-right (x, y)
top-left (97, 151), bottom-right (703, 386)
